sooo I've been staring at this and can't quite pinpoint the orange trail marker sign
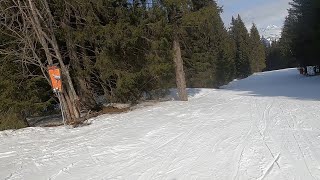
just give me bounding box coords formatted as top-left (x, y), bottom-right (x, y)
top-left (48, 65), bottom-right (66, 126)
top-left (48, 65), bottom-right (62, 92)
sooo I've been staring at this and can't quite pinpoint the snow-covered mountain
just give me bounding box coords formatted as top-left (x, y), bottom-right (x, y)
top-left (260, 25), bottom-right (282, 43)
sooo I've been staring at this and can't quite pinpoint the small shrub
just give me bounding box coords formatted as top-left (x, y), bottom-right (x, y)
top-left (0, 113), bottom-right (28, 131)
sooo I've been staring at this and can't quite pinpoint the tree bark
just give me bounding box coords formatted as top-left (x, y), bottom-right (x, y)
top-left (27, 0), bottom-right (53, 65)
top-left (60, 93), bottom-right (72, 122)
top-left (173, 34), bottom-right (188, 101)
top-left (28, 0), bottom-right (80, 121)
top-left (43, 0), bottom-right (81, 120)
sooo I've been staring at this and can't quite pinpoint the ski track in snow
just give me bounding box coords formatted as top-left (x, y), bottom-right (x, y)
top-left (1, 68), bottom-right (320, 179)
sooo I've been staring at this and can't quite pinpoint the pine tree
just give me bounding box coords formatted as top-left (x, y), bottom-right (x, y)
top-left (249, 23), bottom-right (266, 72)
top-left (265, 41), bottom-right (286, 70)
top-left (158, 0), bottom-right (190, 101)
top-left (280, 0), bottom-right (320, 67)
top-left (182, 1), bottom-right (235, 87)
top-left (230, 15), bottom-right (251, 78)
top-left (51, 0), bottom-right (175, 103)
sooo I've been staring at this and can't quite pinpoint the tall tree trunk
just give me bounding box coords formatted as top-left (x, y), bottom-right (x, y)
top-left (64, 26), bottom-right (96, 111)
top-left (1, 0), bottom-right (81, 123)
top-left (29, 0), bottom-right (81, 121)
top-left (65, 33), bottom-right (96, 110)
top-left (43, 0), bottom-right (81, 120)
top-left (58, 54), bottom-right (81, 120)
top-left (173, 34), bottom-right (188, 101)
top-left (60, 92), bottom-right (72, 122)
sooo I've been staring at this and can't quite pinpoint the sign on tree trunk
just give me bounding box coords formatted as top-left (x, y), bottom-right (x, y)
top-left (48, 65), bottom-right (62, 92)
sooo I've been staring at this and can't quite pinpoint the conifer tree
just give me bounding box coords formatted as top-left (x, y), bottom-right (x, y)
top-left (159, 0), bottom-right (190, 101)
top-left (183, 0), bottom-right (235, 87)
top-left (265, 41), bottom-right (291, 71)
top-left (249, 23), bottom-right (266, 72)
top-left (280, 0), bottom-right (320, 67)
top-left (50, 0), bottom-right (174, 103)
top-left (230, 15), bottom-right (251, 78)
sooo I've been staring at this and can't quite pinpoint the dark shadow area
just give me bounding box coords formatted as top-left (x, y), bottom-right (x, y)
top-left (221, 69), bottom-right (320, 101)
top-left (27, 114), bottom-right (63, 127)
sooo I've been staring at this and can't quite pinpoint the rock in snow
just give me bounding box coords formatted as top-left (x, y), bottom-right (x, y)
top-left (1, 68), bottom-right (320, 179)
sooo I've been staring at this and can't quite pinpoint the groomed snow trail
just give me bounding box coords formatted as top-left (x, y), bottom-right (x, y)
top-left (1, 69), bottom-right (320, 180)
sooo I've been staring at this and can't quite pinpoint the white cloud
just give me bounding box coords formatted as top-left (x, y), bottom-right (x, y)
top-left (217, 0), bottom-right (291, 36)
top-left (240, 1), bottom-right (290, 28)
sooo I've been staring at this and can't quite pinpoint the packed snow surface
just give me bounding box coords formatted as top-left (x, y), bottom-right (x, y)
top-left (1, 68), bottom-right (320, 180)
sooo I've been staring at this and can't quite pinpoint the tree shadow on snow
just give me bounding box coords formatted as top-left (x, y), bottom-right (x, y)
top-left (220, 69), bottom-right (320, 101)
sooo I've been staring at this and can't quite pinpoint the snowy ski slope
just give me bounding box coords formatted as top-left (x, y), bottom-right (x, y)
top-left (1, 68), bottom-right (320, 179)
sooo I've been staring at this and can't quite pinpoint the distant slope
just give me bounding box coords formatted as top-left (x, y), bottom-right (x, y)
top-left (224, 68), bottom-right (320, 100)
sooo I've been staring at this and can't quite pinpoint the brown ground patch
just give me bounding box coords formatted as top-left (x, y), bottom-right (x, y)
top-left (101, 106), bottom-right (130, 114)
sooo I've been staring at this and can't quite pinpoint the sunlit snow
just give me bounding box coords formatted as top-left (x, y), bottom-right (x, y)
top-left (1, 68), bottom-right (320, 179)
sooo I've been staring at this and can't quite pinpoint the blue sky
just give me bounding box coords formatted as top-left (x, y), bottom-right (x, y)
top-left (216, 0), bottom-right (291, 30)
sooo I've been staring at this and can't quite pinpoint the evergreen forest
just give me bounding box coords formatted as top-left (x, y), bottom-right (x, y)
top-left (1, 0), bottom-right (298, 130)
top-left (265, 0), bottom-right (320, 71)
